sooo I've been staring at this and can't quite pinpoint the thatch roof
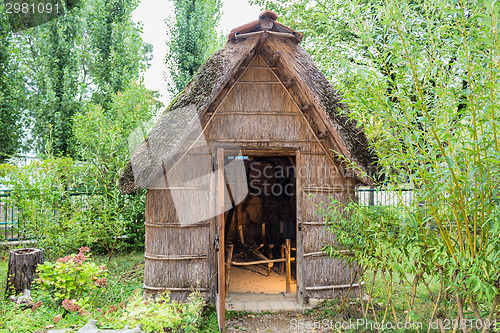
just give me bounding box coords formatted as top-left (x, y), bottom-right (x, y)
top-left (119, 13), bottom-right (376, 194)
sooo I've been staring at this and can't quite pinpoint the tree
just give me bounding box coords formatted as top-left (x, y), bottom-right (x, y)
top-left (86, 0), bottom-right (150, 109)
top-left (256, 0), bottom-right (500, 323)
top-left (166, 0), bottom-right (223, 95)
top-left (251, 0), bottom-right (405, 145)
top-left (0, 8), bottom-right (26, 162)
top-left (17, 0), bottom-right (149, 156)
top-left (73, 83), bottom-right (161, 254)
top-left (26, 12), bottom-right (81, 156)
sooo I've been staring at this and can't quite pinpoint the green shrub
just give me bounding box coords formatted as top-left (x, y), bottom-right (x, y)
top-left (36, 247), bottom-right (107, 307)
top-left (0, 83), bottom-right (158, 257)
top-left (97, 290), bottom-right (205, 332)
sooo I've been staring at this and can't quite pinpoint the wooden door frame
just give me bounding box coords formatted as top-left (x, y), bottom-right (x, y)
top-left (220, 147), bottom-right (303, 305)
top-left (295, 149), bottom-right (304, 305)
top-left (216, 148), bottom-right (225, 333)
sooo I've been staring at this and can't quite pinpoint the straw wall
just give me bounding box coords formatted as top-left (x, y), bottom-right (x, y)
top-left (144, 188), bottom-right (213, 300)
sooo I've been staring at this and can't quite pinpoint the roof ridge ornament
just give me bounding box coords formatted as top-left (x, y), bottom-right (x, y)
top-left (259, 10), bottom-right (278, 21)
top-left (227, 10), bottom-right (303, 43)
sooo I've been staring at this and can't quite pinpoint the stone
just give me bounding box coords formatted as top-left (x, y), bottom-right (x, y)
top-left (75, 320), bottom-right (144, 333)
top-left (9, 289), bottom-right (33, 305)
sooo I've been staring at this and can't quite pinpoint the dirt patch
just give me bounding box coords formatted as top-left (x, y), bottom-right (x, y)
top-left (226, 299), bottom-right (368, 332)
top-left (226, 311), bottom-right (336, 333)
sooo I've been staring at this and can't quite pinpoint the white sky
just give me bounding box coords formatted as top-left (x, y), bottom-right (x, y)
top-left (132, 0), bottom-right (262, 107)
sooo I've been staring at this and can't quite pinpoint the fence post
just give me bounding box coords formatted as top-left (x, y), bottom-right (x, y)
top-left (369, 186), bottom-right (375, 206)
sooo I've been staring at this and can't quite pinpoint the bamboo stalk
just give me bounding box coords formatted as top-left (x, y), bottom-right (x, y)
top-left (381, 271), bottom-right (398, 324)
top-left (358, 268), bottom-right (366, 318)
top-left (305, 281), bottom-right (364, 291)
top-left (481, 292), bottom-right (500, 333)
top-left (455, 294), bottom-right (468, 333)
top-left (410, 273), bottom-right (420, 308)
top-left (427, 271), bottom-right (444, 333)
top-left (280, 244), bottom-right (285, 275)
top-left (338, 271), bottom-right (358, 313)
top-left (421, 276), bottom-right (437, 306)
top-left (231, 258), bottom-right (287, 266)
top-left (438, 318), bottom-right (446, 333)
top-left (401, 274), bottom-right (412, 325)
top-left (468, 297), bottom-right (483, 327)
top-left (365, 268), bottom-right (378, 320)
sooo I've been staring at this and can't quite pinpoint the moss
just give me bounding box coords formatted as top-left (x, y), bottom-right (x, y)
top-left (118, 162), bottom-right (137, 194)
top-left (170, 48), bottom-right (226, 112)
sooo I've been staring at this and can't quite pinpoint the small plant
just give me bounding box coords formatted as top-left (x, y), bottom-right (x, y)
top-left (36, 247), bottom-right (108, 307)
top-left (107, 290), bottom-right (205, 332)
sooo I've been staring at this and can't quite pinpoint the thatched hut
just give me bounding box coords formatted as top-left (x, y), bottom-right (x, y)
top-left (119, 11), bottom-right (376, 309)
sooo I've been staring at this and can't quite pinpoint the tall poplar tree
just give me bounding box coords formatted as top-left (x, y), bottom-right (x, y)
top-left (27, 12), bottom-right (81, 156)
top-left (19, 0), bottom-right (149, 156)
top-left (166, 0), bottom-right (223, 95)
top-left (86, 0), bottom-right (148, 109)
top-left (0, 8), bottom-right (26, 162)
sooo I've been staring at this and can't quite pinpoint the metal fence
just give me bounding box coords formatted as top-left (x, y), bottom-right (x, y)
top-left (0, 189), bottom-right (96, 242)
top-left (357, 187), bottom-right (414, 216)
top-left (0, 190), bottom-right (19, 241)
top-left (0, 187), bottom-right (411, 242)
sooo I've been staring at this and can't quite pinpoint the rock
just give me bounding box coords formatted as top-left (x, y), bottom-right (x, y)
top-left (9, 289), bottom-right (33, 305)
top-left (75, 320), bottom-right (144, 333)
top-left (76, 319), bottom-right (98, 333)
top-left (100, 325), bottom-right (144, 333)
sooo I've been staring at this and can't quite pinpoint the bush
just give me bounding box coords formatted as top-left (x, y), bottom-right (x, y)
top-left (0, 157), bottom-right (90, 257)
top-left (71, 83), bottom-right (160, 255)
top-left (115, 291), bottom-right (205, 332)
top-left (36, 247), bottom-right (108, 308)
top-left (0, 83), bottom-right (159, 257)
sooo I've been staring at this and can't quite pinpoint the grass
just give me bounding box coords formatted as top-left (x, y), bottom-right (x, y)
top-left (200, 305), bottom-right (219, 332)
top-left (300, 270), bottom-right (440, 332)
top-left (0, 249), bottom-right (215, 333)
top-left (0, 250), bottom-right (146, 332)
top-left (302, 270), bottom-right (497, 333)
top-left (363, 270), bottom-right (440, 325)
top-left (93, 252), bottom-right (145, 305)
top-left (5, 247), bottom-right (487, 333)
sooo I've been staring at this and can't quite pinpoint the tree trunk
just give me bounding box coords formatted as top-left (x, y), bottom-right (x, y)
top-left (5, 248), bottom-right (44, 297)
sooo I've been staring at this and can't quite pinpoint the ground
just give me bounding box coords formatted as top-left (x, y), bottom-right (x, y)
top-left (226, 311), bottom-right (336, 333)
top-left (0, 249), bottom-right (446, 333)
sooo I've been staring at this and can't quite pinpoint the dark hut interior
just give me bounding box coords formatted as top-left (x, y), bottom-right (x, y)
top-left (224, 156), bottom-right (297, 294)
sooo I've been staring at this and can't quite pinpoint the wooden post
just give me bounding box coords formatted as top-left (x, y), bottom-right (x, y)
top-left (369, 186), bottom-right (375, 206)
top-left (261, 223), bottom-right (265, 246)
top-left (237, 204), bottom-right (244, 244)
top-left (216, 148), bottom-right (225, 333)
top-left (5, 248), bottom-right (44, 296)
top-left (280, 244), bottom-right (285, 275)
top-left (267, 240), bottom-right (272, 277)
top-left (285, 239), bottom-right (291, 293)
top-left (225, 245), bottom-right (233, 297)
top-left (295, 149), bottom-right (304, 304)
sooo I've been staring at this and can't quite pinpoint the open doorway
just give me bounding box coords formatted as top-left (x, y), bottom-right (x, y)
top-left (224, 156), bottom-right (297, 297)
